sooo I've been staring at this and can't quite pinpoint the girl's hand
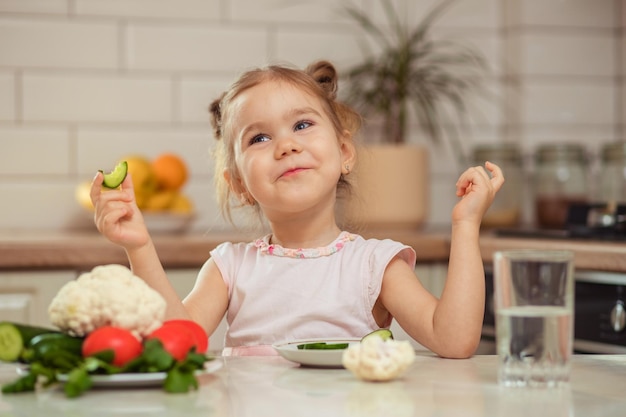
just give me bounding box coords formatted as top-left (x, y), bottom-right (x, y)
top-left (452, 161), bottom-right (504, 225)
top-left (90, 172), bottom-right (150, 249)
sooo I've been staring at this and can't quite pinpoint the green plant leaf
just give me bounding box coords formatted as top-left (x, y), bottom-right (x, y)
top-left (341, 0), bottom-right (490, 162)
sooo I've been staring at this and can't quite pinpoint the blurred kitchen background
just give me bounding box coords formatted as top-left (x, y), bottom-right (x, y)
top-left (1, 0), bottom-right (624, 232)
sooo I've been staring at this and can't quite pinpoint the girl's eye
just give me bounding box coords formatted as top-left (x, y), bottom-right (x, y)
top-left (249, 134), bottom-right (270, 145)
top-left (294, 121), bottom-right (312, 131)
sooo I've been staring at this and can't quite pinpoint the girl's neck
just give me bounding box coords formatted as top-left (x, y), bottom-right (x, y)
top-left (268, 223), bottom-right (342, 249)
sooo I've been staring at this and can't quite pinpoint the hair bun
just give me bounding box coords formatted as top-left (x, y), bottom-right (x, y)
top-left (306, 60), bottom-right (338, 100)
top-left (209, 94), bottom-right (225, 140)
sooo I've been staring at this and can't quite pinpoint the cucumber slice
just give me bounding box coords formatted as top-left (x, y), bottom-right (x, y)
top-left (361, 329), bottom-right (394, 342)
top-left (297, 342), bottom-right (349, 350)
top-left (100, 161), bottom-right (128, 189)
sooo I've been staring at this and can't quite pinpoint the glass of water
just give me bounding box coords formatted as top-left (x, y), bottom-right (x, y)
top-left (493, 250), bottom-right (575, 387)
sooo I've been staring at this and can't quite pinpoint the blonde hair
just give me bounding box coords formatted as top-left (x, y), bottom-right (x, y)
top-left (209, 60), bottom-right (362, 225)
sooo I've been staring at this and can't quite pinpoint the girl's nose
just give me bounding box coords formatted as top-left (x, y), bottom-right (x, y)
top-left (274, 135), bottom-right (303, 158)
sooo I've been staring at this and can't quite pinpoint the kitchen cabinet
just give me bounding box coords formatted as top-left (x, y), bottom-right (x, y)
top-left (0, 271), bottom-right (76, 327)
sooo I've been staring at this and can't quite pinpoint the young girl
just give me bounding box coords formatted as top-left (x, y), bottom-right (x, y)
top-left (90, 60), bottom-right (503, 358)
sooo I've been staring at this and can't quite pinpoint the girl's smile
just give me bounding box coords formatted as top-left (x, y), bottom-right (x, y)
top-left (277, 166), bottom-right (309, 180)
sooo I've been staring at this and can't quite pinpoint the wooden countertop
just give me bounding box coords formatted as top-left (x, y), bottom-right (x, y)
top-left (1, 228), bottom-right (625, 273)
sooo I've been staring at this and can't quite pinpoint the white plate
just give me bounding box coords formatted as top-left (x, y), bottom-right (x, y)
top-left (273, 338), bottom-right (360, 368)
top-left (19, 359), bottom-right (222, 388)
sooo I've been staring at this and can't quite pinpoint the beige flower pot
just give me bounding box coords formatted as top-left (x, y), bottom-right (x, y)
top-left (340, 144), bottom-right (429, 230)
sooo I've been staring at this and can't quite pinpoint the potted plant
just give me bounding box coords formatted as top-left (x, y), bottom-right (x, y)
top-left (339, 0), bottom-right (489, 230)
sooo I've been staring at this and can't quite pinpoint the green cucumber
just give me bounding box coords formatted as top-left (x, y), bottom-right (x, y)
top-left (361, 329), bottom-right (394, 342)
top-left (100, 160), bottom-right (128, 189)
top-left (0, 322), bottom-right (61, 362)
top-left (297, 342), bottom-right (349, 350)
top-left (28, 333), bottom-right (84, 359)
top-left (24, 333), bottom-right (84, 371)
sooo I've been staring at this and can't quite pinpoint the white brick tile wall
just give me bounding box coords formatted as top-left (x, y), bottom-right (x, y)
top-left (275, 30), bottom-right (361, 68)
top-left (74, 0), bottom-right (220, 21)
top-left (75, 128), bottom-right (213, 176)
top-left (0, 0), bottom-right (67, 14)
top-left (0, 72), bottom-right (14, 120)
top-left (515, 0), bottom-right (617, 28)
top-left (229, 0), bottom-right (349, 24)
top-left (179, 76), bottom-right (235, 123)
top-left (0, 0), bottom-right (623, 231)
top-left (518, 33), bottom-right (615, 77)
top-left (0, 18), bottom-right (118, 69)
top-left (126, 24), bottom-right (269, 71)
top-left (0, 182), bottom-right (81, 230)
top-left (0, 127), bottom-right (70, 175)
top-left (22, 73), bottom-right (172, 122)
top-left (521, 82), bottom-right (615, 125)
top-left (410, 0), bottom-right (501, 30)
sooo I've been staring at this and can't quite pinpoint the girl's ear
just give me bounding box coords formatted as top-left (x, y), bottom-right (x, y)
top-left (340, 130), bottom-right (357, 174)
top-left (224, 168), bottom-right (254, 205)
top-left (223, 168), bottom-right (245, 195)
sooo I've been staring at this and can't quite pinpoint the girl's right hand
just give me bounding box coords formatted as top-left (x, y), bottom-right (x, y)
top-left (90, 171), bottom-right (150, 249)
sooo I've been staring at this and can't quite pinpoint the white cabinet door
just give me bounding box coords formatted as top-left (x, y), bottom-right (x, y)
top-left (167, 269), bottom-right (228, 353)
top-left (0, 271), bottom-right (76, 327)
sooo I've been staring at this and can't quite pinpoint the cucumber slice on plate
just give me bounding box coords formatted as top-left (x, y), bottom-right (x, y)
top-left (100, 161), bottom-right (128, 189)
top-left (361, 329), bottom-right (394, 342)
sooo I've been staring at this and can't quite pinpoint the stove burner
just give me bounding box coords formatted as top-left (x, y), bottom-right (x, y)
top-left (496, 202), bottom-right (626, 241)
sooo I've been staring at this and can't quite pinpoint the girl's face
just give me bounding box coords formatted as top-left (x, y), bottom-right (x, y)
top-left (227, 80), bottom-right (355, 221)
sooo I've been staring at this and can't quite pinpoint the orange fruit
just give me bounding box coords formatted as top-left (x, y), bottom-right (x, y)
top-left (152, 153), bottom-right (188, 191)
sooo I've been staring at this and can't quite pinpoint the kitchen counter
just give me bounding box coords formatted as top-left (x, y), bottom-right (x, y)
top-left (0, 229), bottom-right (451, 271)
top-left (1, 354), bottom-right (625, 416)
top-left (1, 229), bottom-right (626, 272)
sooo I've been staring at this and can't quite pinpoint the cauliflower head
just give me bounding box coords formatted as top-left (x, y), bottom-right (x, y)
top-left (342, 336), bottom-right (416, 382)
top-left (48, 264), bottom-right (167, 338)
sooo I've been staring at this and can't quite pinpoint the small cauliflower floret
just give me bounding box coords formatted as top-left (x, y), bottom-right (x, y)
top-left (48, 264), bottom-right (167, 338)
top-left (342, 336), bottom-right (416, 382)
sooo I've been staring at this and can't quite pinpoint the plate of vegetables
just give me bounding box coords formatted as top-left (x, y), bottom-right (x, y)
top-left (272, 338), bottom-right (361, 368)
top-left (49, 359), bottom-right (222, 388)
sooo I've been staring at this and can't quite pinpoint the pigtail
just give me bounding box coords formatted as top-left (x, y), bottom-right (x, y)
top-left (209, 93), bottom-right (225, 140)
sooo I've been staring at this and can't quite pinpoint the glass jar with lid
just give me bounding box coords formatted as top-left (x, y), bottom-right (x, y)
top-left (472, 143), bottom-right (523, 228)
top-left (533, 143), bottom-right (589, 229)
top-left (598, 141), bottom-right (626, 204)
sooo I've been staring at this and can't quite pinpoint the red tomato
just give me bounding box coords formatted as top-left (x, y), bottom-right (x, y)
top-left (147, 322), bottom-right (196, 361)
top-left (164, 319), bottom-right (209, 354)
top-left (82, 326), bottom-right (142, 367)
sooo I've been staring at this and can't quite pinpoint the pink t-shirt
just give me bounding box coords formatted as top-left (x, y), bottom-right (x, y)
top-left (209, 232), bottom-right (416, 356)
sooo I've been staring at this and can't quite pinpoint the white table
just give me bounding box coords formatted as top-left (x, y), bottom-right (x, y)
top-left (1, 354), bottom-right (625, 416)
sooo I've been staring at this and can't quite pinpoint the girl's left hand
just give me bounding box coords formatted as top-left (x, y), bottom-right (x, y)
top-left (452, 161), bottom-right (504, 225)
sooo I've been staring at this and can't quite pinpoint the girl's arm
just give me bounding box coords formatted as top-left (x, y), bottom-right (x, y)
top-left (90, 172), bottom-right (191, 319)
top-left (380, 162), bottom-right (504, 358)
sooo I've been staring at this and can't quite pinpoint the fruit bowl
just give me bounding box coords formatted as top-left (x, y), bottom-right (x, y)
top-left (142, 212), bottom-right (196, 234)
top-left (78, 209), bottom-right (195, 234)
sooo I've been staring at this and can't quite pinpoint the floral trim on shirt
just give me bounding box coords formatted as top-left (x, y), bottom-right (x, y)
top-left (254, 231), bottom-right (356, 258)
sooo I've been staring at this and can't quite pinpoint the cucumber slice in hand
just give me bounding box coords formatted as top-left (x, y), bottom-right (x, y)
top-left (100, 161), bottom-right (128, 189)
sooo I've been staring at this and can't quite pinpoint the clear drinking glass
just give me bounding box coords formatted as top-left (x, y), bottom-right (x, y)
top-left (493, 250), bottom-right (575, 387)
